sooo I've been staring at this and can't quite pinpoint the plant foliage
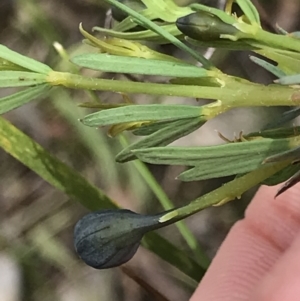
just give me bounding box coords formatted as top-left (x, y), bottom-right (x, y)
top-left (0, 0), bottom-right (300, 280)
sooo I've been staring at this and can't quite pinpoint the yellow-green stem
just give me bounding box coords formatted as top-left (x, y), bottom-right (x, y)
top-left (161, 160), bottom-right (291, 223)
top-left (47, 71), bottom-right (300, 108)
top-left (253, 29), bottom-right (300, 53)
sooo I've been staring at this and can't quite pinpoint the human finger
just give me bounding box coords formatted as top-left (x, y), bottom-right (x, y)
top-left (190, 184), bottom-right (300, 301)
top-left (249, 215), bottom-right (300, 300)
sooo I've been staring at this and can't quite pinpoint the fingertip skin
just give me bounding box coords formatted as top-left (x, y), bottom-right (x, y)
top-left (249, 224), bottom-right (300, 301)
top-left (245, 184), bottom-right (300, 252)
top-left (191, 185), bottom-right (300, 301)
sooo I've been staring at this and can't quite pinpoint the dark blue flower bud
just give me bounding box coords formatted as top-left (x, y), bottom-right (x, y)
top-left (176, 12), bottom-right (238, 41)
top-left (74, 209), bottom-right (165, 269)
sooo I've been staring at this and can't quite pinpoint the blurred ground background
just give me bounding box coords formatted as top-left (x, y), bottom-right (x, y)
top-left (0, 0), bottom-right (300, 300)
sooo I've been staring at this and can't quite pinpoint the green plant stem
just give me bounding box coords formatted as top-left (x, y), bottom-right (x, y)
top-left (253, 28), bottom-right (300, 53)
top-left (161, 160), bottom-right (291, 223)
top-left (119, 135), bottom-right (210, 269)
top-left (48, 71), bottom-right (224, 99)
top-left (47, 71), bottom-right (300, 108)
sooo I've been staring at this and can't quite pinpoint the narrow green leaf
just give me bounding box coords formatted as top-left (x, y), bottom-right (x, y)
top-left (246, 125), bottom-right (300, 139)
top-left (190, 3), bottom-right (235, 25)
top-left (264, 146), bottom-right (300, 163)
top-left (290, 31), bottom-right (300, 39)
top-left (133, 139), bottom-right (292, 166)
top-left (235, 0), bottom-right (261, 26)
top-left (0, 116), bottom-right (205, 281)
top-left (275, 169), bottom-right (300, 197)
top-left (262, 164), bottom-right (300, 186)
top-left (72, 54), bottom-right (207, 78)
top-left (0, 71), bottom-right (48, 87)
top-left (0, 44), bottom-right (52, 74)
top-left (81, 104), bottom-right (202, 127)
top-left (0, 84), bottom-right (52, 114)
top-left (117, 117), bottom-right (205, 162)
top-left (255, 48), bottom-right (300, 75)
top-left (250, 56), bottom-right (286, 78)
top-left (263, 108), bottom-right (300, 130)
top-left (111, 0), bottom-right (147, 24)
top-left (110, 1), bottom-right (177, 32)
top-left (113, 11), bottom-right (150, 33)
top-left (275, 74), bottom-right (300, 85)
top-left (178, 161), bottom-right (248, 181)
top-left (0, 116), bottom-right (115, 210)
top-left (133, 137), bottom-right (299, 181)
top-left (142, 232), bottom-right (205, 282)
top-left (141, 0), bottom-right (193, 22)
top-left (79, 102), bottom-right (131, 109)
top-left (276, 24), bottom-right (288, 35)
top-left (133, 119), bottom-right (179, 136)
top-left (113, 12), bottom-right (145, 32)
top-left (93, 24), bottom-right (183, 43)
top-left (0, 58), bottom-right (29, 71)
